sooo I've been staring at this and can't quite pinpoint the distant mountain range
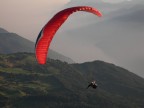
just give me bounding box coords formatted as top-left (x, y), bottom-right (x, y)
top-left (56, 0), bottom-right (144, 77)
top-left (0, 27), bottom-right (74, 63)
top-left (0, 53), bottom-right (144, 108)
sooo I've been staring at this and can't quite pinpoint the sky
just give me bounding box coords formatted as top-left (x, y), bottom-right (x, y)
top-left (0, 0), bottom-right (127, 62)
top-left (1, 0), bottom-right (144, 77)
top-left (0, 0), bottom-right (129, 41)
top-left (0, 0), bottom-right (69, 40)
top-left (103, 0), bottom-right (132, 3)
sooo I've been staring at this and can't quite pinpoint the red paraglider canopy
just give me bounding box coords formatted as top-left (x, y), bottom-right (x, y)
top-left (35, 6), bottom-right (102, 64)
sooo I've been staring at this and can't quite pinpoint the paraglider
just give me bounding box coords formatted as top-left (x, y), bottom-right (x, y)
top-left (35, 6), bottom-right (102, 64)
top-left (86, 80), bottom-right (98, 89)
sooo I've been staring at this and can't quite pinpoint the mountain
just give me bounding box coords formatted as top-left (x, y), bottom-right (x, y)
top-left (57, 1), bottom-right (144, 77)
top-left (0, 28), bottom-right (74, 63)
top-left (0, 32), bottom-right (34, 53)
top-left (0, 27), bottom-right (8, 33)
top-left (0, 53), bottom-right (144, 108)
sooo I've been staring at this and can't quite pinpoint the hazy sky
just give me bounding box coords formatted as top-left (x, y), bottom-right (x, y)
top-left (0, 0), bottom-right (129, 41)
top-left (0, 0), bottom-right (69, 40)
top-left (0, 0), bottom-right (134, 63)
top-left (103, 0), bottom-right (132, 3)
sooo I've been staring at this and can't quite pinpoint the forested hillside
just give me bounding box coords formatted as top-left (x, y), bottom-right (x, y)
top-left (0, 53), bottom-right (144, 108)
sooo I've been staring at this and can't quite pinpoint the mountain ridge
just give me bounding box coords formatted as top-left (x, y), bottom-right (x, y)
top-left (0, 53), bottom-right (144, 108)
top-left (0, 27), bottom-right (74, 63)
top-left (61, 3), bottom-right (144, 77)
top-left (0, 27), bottom-right (8, 33)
